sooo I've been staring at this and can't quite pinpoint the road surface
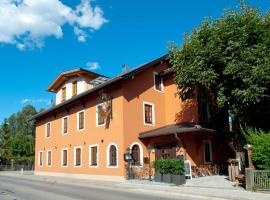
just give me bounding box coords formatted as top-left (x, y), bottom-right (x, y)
top-left (0, 175), bottom-right (200, 200)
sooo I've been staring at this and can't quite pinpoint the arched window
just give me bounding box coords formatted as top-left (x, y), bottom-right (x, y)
top-left (132, 145), bottom-right (140, 165)
top-left (107, 143), bottom-right (118, 167)
top-left (130, 142), bottom-right (143, 166)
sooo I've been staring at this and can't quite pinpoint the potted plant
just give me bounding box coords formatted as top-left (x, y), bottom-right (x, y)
top-left (162, 159), bottom-right (173, 183)
top-left (153, 159), bottom-right (163, 182)
top-left (171, 159), bottom-right (186, 185)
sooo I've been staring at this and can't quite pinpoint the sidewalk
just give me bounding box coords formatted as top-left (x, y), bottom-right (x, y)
top-left (0, 172), bottom-right (269, 200)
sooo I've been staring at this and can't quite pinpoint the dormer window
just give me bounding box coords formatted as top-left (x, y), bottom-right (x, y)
top-left (62, 87), bottom-right (66, 102)
top-left (72, 81), bottom-right (77, 97)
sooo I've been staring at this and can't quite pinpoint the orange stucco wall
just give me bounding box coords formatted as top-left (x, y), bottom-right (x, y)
top-left (35, 62), bottom-right (202, 177)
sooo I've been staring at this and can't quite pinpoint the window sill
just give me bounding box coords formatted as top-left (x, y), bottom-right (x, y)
top-left (107, 165), bottom-right (118, 169)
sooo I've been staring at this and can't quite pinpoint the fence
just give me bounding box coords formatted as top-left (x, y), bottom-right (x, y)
top-left (0, 164), bottom-right (34, 171)
top-left (245, 168), bottom-right (270, 191)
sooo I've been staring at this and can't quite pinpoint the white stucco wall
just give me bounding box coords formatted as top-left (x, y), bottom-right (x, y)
top-left (55, 78), bottom-right (94, 105)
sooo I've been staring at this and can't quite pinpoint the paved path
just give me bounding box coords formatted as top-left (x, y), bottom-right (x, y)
top-left (0, 175), bottom-right (200, 200)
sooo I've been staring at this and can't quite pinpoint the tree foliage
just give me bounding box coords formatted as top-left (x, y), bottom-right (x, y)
top-left (169, 3), bottom-right (270, 135)
top-left (0, 105), bottom-right (37, 161)
top-left (244, 127), bottom-right (270, 169)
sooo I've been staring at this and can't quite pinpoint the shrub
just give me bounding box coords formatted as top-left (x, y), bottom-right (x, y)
top-left (153, 159), bottom-right (185, 175)
top-left (244, 127), bottom-right (270, 169)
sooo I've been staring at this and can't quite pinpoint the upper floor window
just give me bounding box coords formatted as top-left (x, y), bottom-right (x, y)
top-left (74, 147), bottom-right (82, 167)
top-left (107, 144), bottom-right (118, 168)
top-left (72, 81), bottom-right (77, 97)
top-left (154, 72), bottom-right (164, 92)
top-left (143, 102), bottom-right (155, 125)
top-left (96, 103), bottom-right (105, 126)
top-left (200, 99), bottom-right (210, 122)
top-left (61, 148), bottom-right (68, 167)
top-left (62, 117), bottom-right (68, 134)
top-left (204, 141), bottom-right (212, 164)
top-left (77, 111), bottom-right (85, 130)
top-left (45, 122), bottom-right (51, 138)
top-left (46, 150), bottom-right (52, 167)
top-left (89, 145), bottom-right (98, 167)
top-left (62, 87), bottom-right (66, 102)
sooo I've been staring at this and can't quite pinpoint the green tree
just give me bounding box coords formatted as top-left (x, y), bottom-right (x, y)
top-left (169, 3), bottom-right (270, 150)
top-left (0, 119), bottom-right (11, 158)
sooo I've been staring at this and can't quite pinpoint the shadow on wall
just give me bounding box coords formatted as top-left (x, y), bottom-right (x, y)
top-left (175, 100), bottom-right (197, 125)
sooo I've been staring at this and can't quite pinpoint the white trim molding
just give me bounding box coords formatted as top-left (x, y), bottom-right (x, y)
top-left (143, 101), bottom-right (155, 126)
top-left (61, 116), bottom-right (69, 135)
top-left (74, 146), bottom-right (82, 167)
top-left (46, 150), bottom-right (52, 167)
top-left (89, 144), bottom-right (99, 168)
top-left (76, 110), bottom-right (85, 131)
top-left (153, 71), bottom-right (164, 92)
top-left (130, 142), bottom-right (144, 166)
top-left (106, 143), bottom-right (119, 168)
top-left (61, 148), bottom-right (68, 167)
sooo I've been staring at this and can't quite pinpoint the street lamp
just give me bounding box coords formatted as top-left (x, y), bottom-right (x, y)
top-left (146, 144), bottom-right (152, 181)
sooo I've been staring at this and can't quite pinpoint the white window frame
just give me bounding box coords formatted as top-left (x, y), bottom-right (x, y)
top-left (61, 148), bottom-right (68, 167)
top-left (153, 72), bottom-right (164, 92)
top-left (96, 103), bottom-right (106, 127)
top-left (130, 142), bottom-right (144, 166)
top-left (62, 116), bottom-right (69, 135)
top-left (143, 101), bottom-right (155, 126)
top-left (45, 122), bottom-right (51, 138)
top-left (204, 141), bottom-right (213, 164)
top-left (74, 146), bottom-right (82, 167)
top-left (89, 144), bottom-right (99, 168)
top-left (77, 110), bottom-right (85, 131)
top-left (38, 151), bottom-right (43, 167)
top-left (46, 150), bottom-right (52, 167)
top-left (106, 143), bottom-right (118, 168)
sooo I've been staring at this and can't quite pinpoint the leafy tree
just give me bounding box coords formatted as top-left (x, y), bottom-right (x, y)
top-left (0, 119), bottom-right (11, 158)
top-left (169, 3), bottom-right (270, 150)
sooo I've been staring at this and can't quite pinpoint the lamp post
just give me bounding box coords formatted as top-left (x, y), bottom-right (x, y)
top-left (146, 144), bottom-right (152, 181)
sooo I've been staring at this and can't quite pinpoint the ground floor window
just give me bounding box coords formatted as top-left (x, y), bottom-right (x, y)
top-left (74, 147), bottom-right (82, 167)
top-left (204, 141), bottom-right (212, 163)
top-left (39, 151), bottom-right (43, 166)
top-left (107, 144), bottom-right (118, 167)
top-left (62, 149), bottom-right (68, 167)
top-left (131, 144), bottom-right (141, 165)
top-left (46, 150), bottom-right (52, 166)
top-left (89, 145), bottom-right (98, 167)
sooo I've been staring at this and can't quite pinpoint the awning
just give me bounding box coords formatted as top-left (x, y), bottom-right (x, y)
top-left (139, 124), bottom-right (216, 139)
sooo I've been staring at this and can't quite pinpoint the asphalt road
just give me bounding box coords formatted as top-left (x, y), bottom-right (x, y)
top-left (0, 175), bottom-right (200, 200)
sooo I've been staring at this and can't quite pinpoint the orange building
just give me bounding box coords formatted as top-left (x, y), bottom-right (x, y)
top-left (33, 55), bottom-right (228, 180)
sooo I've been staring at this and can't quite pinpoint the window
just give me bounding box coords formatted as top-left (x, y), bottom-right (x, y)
top-left (201, 99), bottom-right (210, 122)
top-left (62, 87), bottom-right (66, 102)
top-left (143, 102), bottom-right (155, 125)
top-left (38, 151), bottom-right (43, 166)
top-left (61, 149), bottom-right (68, 167)
top-left (62, 117), bottom-right (68, 134)
top-left (204, 141), bottom-right (212, 163)
top-left (45, 122), bottom-right (51, 138)
top-left (107, 144), bottom-right (118, 167)
top-left (131, 145), bottom-right (141, 165)
top-left (74, 147), bottom-right (82, 167)
top-left (47, 150), bottom-right (52, 167)
top-left (96, 103), bottom-right (105, 126)
top-left (72, 81), bottom-right (77, 97)
top-left (154, 72), bottom-right (164, 92)
top-left (77, 111), bottom-right (85, 130)
top-left (89, 145), bottom-right (98, 167)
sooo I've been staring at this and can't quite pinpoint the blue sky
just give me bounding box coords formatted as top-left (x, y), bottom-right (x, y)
top-left (0, 0), bottom-right (269, 122)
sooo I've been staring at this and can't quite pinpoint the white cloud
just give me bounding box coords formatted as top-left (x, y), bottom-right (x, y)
top-left (21, 98), bottom-right (51, 105)
top-left (0, 0), bottom-right (108, 49)
top-left (86, 61), bottom-right (100, 70)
